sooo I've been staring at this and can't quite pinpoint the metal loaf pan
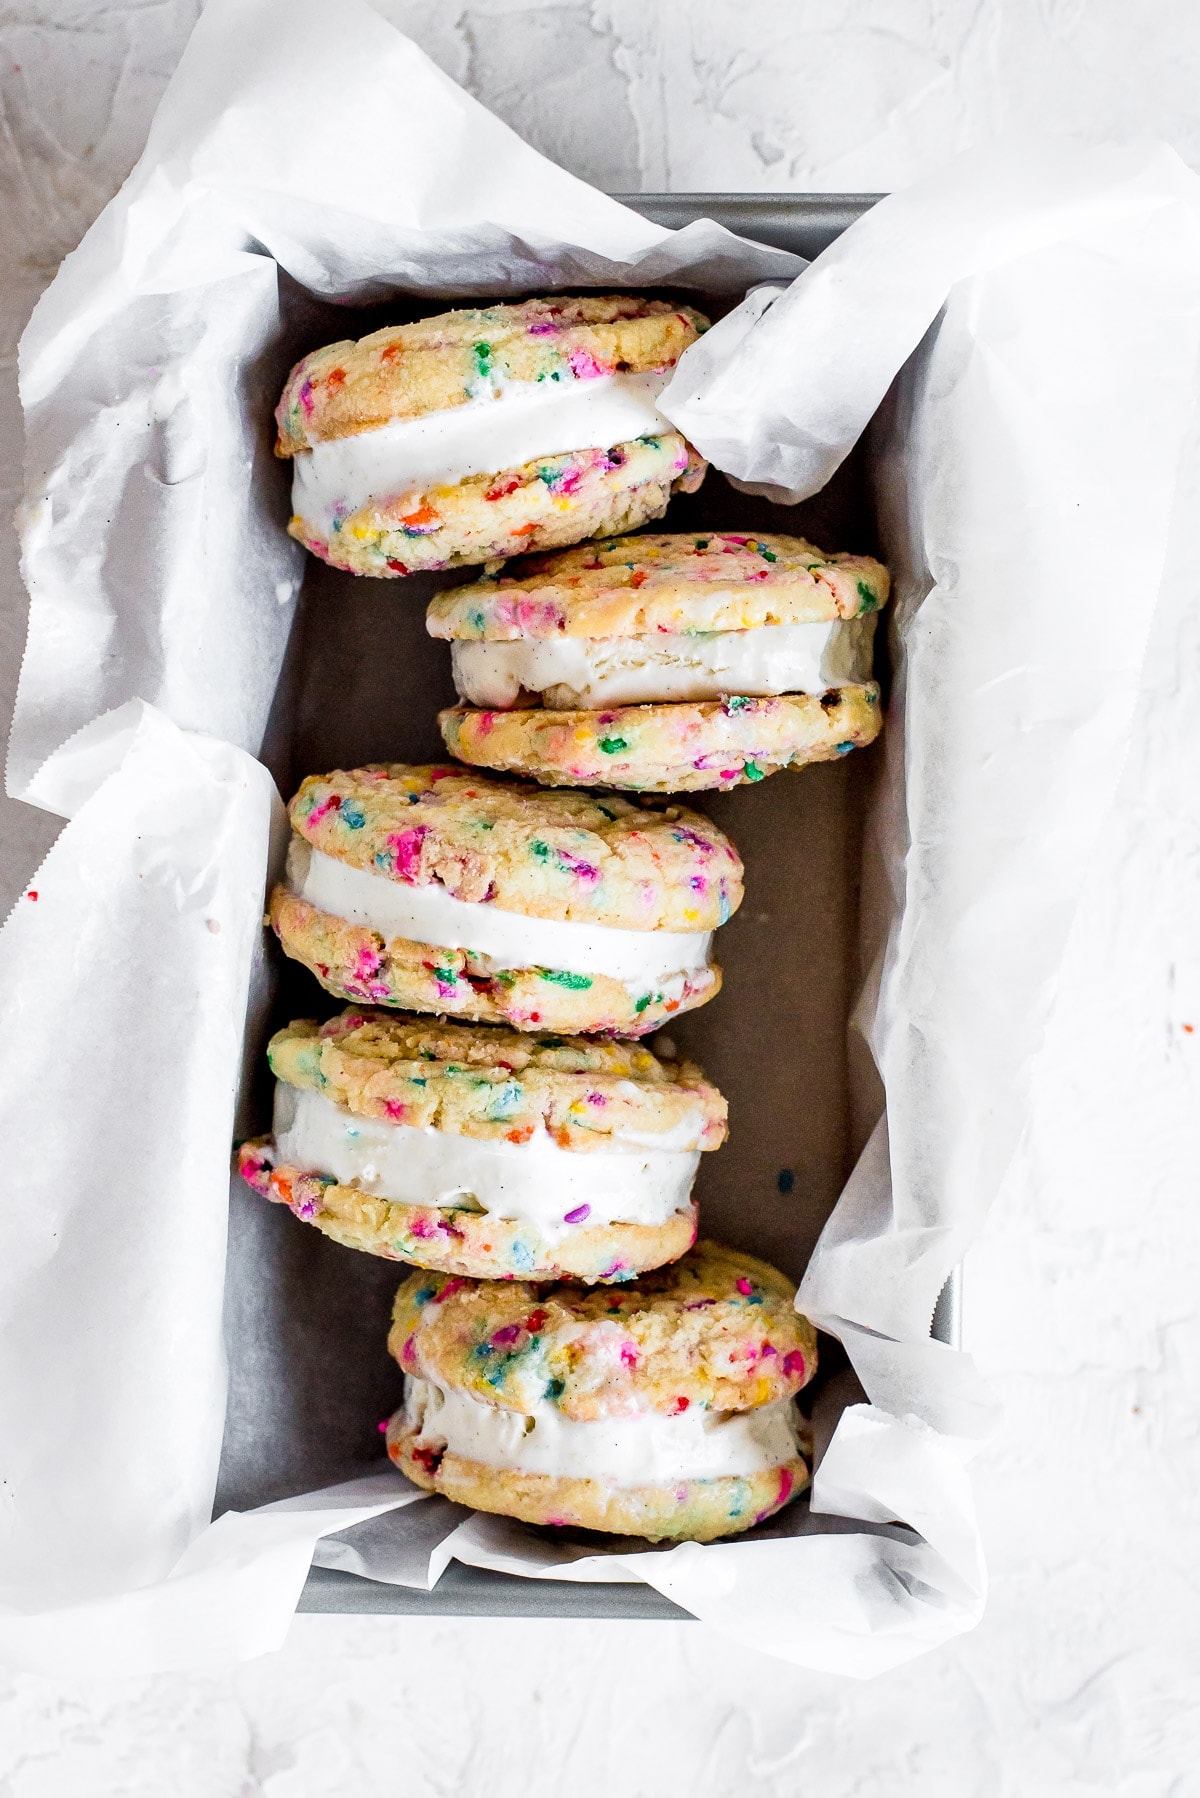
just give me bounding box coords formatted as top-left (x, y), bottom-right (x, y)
top-left (215, 191), bottom-right (950, 1622)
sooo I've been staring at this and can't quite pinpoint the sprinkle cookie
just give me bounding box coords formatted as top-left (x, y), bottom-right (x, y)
top-left (429, 531), bottom-right (888, 789)
top-left (237, 1008), bottom-right (724, 1281)
top-left (386, 1241), bottom-right (817, 1541)
top-left (276, 298), bottom-right (708, 577)
top-left (269, 764), bottom-right (742, 1035)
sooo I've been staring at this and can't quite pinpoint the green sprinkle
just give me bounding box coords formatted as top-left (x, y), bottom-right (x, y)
top-left (724, 695), bottom-right (751, 712)
top-left (694, 538), bottom-right (709, 550)
top-left (529, 839), bottom-right (551, 862)
top-left (755, 542), bottom-right (777, 562)
top-left (597, 736), bottom-right (628, 754)
top-left (856, 580), bottom-right (879, 612)
top-left (634, 994), bottom-right (653, 1013)
top-left (432, 966), bottom-right (458, 986)
top-left (539, 969), bottom-right (593, 990)
top-left (544, 1377), bottom-right (565, 1400)
top-left (744, 761), bottom-right (765, 782)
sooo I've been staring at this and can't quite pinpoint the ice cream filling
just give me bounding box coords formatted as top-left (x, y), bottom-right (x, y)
top-left (401, 1377), bottom-right (803, 1485)
top-left (274, 1085), bottom-right (700, 1239)
top-left (292, 369), bottom-right (674, 536)
top-left (451, 616), bottom-right (877, 710)
top-left (287, 838), bottom-right (713, 986)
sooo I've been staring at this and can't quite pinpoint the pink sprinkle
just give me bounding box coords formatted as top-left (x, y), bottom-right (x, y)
top-left (558, 849), bottom-right (600, 883)
top-left (567, 346), bottom-right (607, 380)
top-left (387, 825), bottom-right (428, 881)
top-left (760, 1341), bottom-right (778, 1359)
top-left (305, 793), bottom-right (342, 828)
top-left (377, 1418), bottom-right (390, 1434)
top-left (238, 1153), bottom-right (271, 1196)
top-left (585, 1092), bottom-right (607, 1107)
top-left (491, 1324), bottom-right (522, 1346)
top-left (782, 1350), bottom-right (807, 1380)
top-left (736, 1277), bottom-right (753, 1296)
top-left (563, 1204), bottom-right (592, 1225)
top-left (619, 1340), bottom-right (638, 1367)
top-left (383, 1099), bottom-right (406, 1120)
top-left (435, 1279), bottom-right (466, 1303)
top-left (355, 945), bottom-right (382, 978)
top-left (777, 1465), bottom-right (794, 1504)
top-left (401, 1333), bottom-right (417, 1362)
top-left (409, 1215), bottom-right (436, 1239)
top-left (527, 321), bottom-right (559, 336)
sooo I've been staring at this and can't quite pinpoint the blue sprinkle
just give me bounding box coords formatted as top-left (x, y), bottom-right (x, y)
top-left (340, 802), bottom-right (366, 829)
top-left (777, 1168), bottom-right (795, 1194)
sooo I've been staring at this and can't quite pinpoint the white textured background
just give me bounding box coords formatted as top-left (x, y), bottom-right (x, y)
top-left (3, 4), bottom-right (1200, 1794)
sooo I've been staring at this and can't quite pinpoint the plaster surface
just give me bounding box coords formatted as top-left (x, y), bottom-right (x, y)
top-left (2, 4), bottom-right (1198, 1793)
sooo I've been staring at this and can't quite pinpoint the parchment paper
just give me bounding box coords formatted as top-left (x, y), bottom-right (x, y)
top-left (3, 0), bottom-right (1199, 1677)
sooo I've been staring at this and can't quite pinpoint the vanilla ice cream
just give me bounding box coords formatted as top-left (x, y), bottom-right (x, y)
top-left (292, 369), bottom-right (674, 537)
top-left (274, 1084), bottom-right (700, 1240)
top-left (287, 837), bottom-right (713, 989)
top-left (401, 1376), bottom-right (804, 1485)
top-left (451, 615), bottom-right (877, 710)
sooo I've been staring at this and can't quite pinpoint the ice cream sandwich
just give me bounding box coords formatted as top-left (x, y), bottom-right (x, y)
top-left (431, 531), bottom-right (888, 790)
top-left (275, 298), bottom-right (708, 577)
top-left (238, 1008), bottom-right (724, 1281)
top-left (268, 764), bottom-right (742, 1035)
top-left (387, 1241), bottom-right (817, 1541)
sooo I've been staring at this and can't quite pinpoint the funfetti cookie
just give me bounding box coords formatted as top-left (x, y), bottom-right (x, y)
top-left (238, 1009), bottom-right (725, 1282)
top-left (429, 531), bottom-right (889, 791)
top-left (385, 1242), bottom-right (817, 1543)
top-left (275, 299), bottom-right (708, 578)
top-left (268, 764), bottom-right (742, 1036)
